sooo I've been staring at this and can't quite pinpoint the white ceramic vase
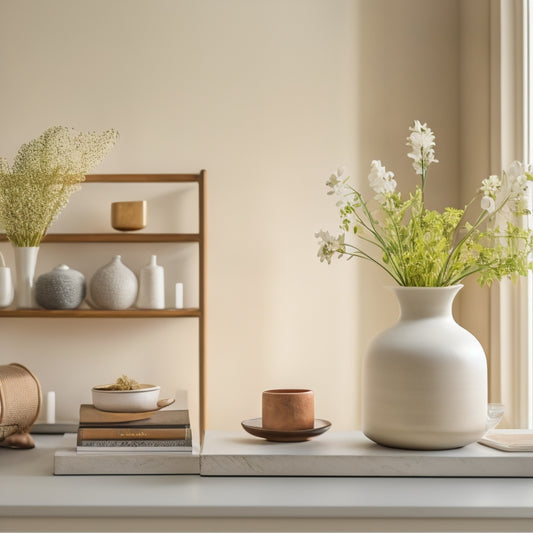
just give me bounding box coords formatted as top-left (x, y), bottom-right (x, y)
top-left (0, 252), bottom-right (14, 308)
top-left (89, 255), bottom-right (138, 310)
top-left (13, 246), bottom-right (39, 309)
top-left (362, 285), bottom-right (488, 450)
top-left (136, 255), bottom-right (165, 309)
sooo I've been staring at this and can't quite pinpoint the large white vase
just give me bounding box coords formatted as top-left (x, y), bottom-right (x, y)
top-left (362, 285), bottom-right (488, 450)
top-left (13, 246), bottom-right (40, 309)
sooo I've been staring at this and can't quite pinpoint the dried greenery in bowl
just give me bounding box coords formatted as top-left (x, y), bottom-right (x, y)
top-left (0, 126), bottom-right (118, 247)
top-left (95, 375), bottom-right (143, 391)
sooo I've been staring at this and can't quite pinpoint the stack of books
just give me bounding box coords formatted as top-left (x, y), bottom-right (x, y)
top-left (54, 405), bottom-right (200, 475)
top-left (77, 404), bottom-right (192, 453)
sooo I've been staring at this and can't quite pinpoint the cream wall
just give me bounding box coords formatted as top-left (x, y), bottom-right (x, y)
top-left (459, 0), bottom-right (492, 378)
top-left (0, 0), bottom-right (470, 432)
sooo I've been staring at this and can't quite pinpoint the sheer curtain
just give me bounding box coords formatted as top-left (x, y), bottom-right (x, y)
top-left (489, 0), bottom-right (532, 428)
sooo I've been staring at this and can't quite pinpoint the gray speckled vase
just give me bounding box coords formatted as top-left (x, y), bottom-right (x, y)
top-left (35, 264), bottom-right (86, 310)
top-left (89, 255), bottom-right (138, 310)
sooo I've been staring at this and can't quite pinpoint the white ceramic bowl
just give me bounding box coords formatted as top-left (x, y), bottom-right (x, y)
top-left (91, 384), bottom-right (161, 412)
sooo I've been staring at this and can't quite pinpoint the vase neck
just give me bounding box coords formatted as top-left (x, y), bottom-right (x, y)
top-left (391, 285), bottom-right (462, 320)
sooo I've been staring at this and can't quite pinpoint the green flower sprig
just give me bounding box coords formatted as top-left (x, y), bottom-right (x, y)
top-left (316, 121), bottom-right (533, 287)
top-left (0, 126), bottom-right (118, 247)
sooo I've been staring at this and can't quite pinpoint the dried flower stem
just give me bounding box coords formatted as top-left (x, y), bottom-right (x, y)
top-left (0, 126), bottom-right (118, 247)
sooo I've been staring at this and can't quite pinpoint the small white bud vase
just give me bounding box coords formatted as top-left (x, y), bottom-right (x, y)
top-left (35, 264), bottom-right (86, 309)
top-left (0, 252), bottom-right (14, 308)
top-left (362, 285), bottom-right (488, 450)
top-left (89, 255), bottom-right (138, 310)
top-left (136, 255), bottom-right (165, 309)
top-left (13, 246), bottom-right (39, 309)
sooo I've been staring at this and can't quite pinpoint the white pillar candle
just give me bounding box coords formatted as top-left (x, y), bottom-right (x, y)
top-left (175, 283), bottom-right (184, 309)
top-left (46, 391), bottom-right (56, 424)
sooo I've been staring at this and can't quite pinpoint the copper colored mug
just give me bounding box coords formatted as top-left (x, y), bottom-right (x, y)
top-left (262, 389), bottom-right (314, 431)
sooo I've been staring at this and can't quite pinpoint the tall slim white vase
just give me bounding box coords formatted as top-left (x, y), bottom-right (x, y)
top-left (136, 255), bottom-right (165, 309)
top-left (13, 246), bottom-right (40, 309)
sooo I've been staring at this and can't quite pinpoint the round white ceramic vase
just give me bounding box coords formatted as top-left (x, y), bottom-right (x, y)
top-left (89, 255), bottom-right (138, 310)
top-left (362, 285), bottom-right (488, 450)
top-left (13, 246), bottom-right (39, 309)
top-left (136, 255), bottom-right (165, 309)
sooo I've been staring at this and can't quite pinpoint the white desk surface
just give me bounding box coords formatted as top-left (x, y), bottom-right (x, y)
top-left (201, 429), bottom-right (533, 476)
top-left (1, 433), bottom-right (533, 532)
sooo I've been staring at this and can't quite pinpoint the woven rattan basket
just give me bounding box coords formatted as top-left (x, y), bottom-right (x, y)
top-left (0, 363), bottom-right (41, 449)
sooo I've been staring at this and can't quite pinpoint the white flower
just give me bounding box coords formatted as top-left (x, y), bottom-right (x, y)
top-left (501, 161), bottom-right (531, 214)
top-left (368, 160), bottom-right (396, 199)
top-left (406, 120), bottom-right (438, 176)
top-left (506, 160), bottom-right (530, 180)
top-left (514, 194), bottom-right (530, 213)
top-left (315, 230), bottom-right (345, 264)
top-left (480, 175), bottom-right (501, 198)
top-left (480, 195), bottom-right (496, 213)
top-left (326, 167), bottom-right (351, 207)
top-left (374, 193), bottom-right (396, 210)
top-left (326, 167), bottom-right (344, 193)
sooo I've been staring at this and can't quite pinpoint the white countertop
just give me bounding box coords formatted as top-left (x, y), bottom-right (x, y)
top-left (201, 429), bottom-right (533, 476)
top-left (2, 433), bottom-right (533, 531)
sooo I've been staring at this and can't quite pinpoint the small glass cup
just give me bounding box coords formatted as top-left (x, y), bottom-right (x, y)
top-left (486, 402), bottom-right (504, 431)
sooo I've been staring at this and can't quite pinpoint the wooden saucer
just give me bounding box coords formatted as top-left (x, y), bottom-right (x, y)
top-left (241, 418), bottom-right (331, 442)
top-left (80, 399), bottom-right (175, 424)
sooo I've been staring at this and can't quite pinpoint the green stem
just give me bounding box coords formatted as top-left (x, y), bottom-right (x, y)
top-left (438, 194), bottom-right (511, 286)
top-left (350, 191), bottom-right (407, 283)
top-left (342, 244), bottom-right (404, 284)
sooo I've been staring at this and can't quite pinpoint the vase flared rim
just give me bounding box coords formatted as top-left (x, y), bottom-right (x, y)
top-left (387, 284), bottom-right (464, 291)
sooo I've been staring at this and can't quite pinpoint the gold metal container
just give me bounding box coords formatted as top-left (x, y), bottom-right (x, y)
top-left (111, 200), bottom-right (148, 231)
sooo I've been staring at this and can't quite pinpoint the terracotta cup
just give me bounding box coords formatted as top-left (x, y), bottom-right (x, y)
top-left (262, 389), bottom-right (314, 431)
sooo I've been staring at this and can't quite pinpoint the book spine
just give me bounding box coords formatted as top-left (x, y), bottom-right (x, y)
top-left (77, 439), bottom-right (192, 448)
top-left (76, 445), bottom-right (193, 453)
top-left (77, 427), bottom-right (190, 441)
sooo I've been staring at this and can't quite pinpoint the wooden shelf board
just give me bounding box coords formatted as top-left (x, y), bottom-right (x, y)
top-left (0, 308), bottom-right (200, 318)
top-left (0, 233), bottom-right (200, 243)
top-left (85, 174), bottom-right (201, 183)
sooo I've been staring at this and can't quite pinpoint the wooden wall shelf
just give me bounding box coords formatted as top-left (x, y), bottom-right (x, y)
top-left (0, 171), bottom-right (207, 438)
